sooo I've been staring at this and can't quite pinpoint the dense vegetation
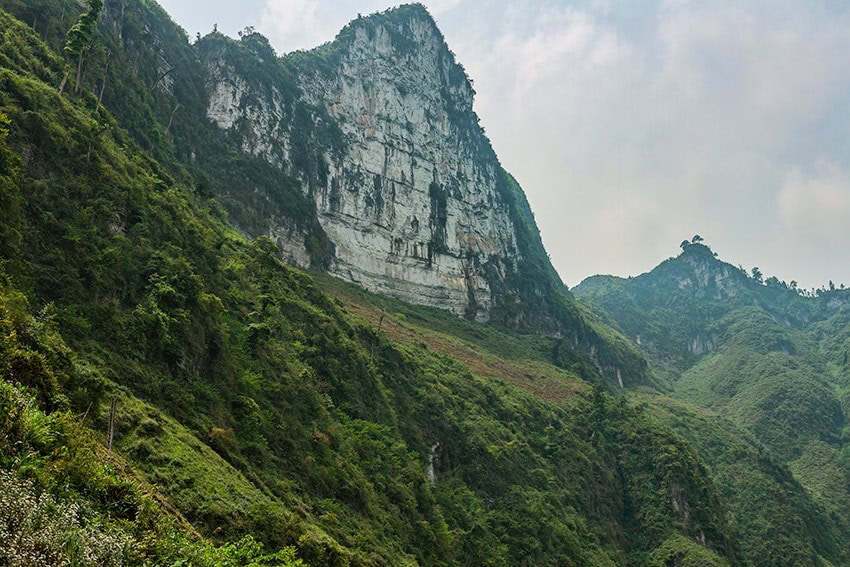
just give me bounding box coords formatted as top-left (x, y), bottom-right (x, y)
top-left (576, 241), bottom-right (850, 566)
top-left (1, 1), bottom-right (847, 565)
top-left (0, 4), bottom-right (745, 565)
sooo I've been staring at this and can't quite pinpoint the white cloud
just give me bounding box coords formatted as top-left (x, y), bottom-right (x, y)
top-left (485, 7), bottom-right (630, 102)
top-left (425, 0), bottom-right (463, 16)
top-left (257, 0), bottom-right (462, 54)
top-left (437, 1), bottom-right (850, 288)
top-left (258, 0), bottom-right (323, 52)
top-left (779, 160), bottom-right (850, 239)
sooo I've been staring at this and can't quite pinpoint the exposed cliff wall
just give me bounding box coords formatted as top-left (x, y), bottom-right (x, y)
top-left (192, 5), bottom-right (652, 386)
top-left (202, 6), bottom-right (521, 322)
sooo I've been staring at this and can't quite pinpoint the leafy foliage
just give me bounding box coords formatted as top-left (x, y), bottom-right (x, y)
top-left (4, 3), bottom-right (844, 566)
top-left (0, 295), bottom-right (301, 565)
top-left (577, 242), bottom-right (850, 566)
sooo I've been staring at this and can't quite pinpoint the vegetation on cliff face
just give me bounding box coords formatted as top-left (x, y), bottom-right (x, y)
top-left (0, 4), bottom-right (742, 565)
top-left (1, 2), bottom-right (847, 566)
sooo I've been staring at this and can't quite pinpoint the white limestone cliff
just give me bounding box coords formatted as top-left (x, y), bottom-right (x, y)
top-left (204, 7), bottom-right (521, 321)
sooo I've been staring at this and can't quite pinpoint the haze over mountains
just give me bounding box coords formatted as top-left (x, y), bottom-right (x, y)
top-left (159, 0), bottom-right (850, 292)
top-left (0, 1), bottom-right (848, 566)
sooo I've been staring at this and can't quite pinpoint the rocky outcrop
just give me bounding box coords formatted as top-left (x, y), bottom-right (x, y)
top-left (672, 245), bottom-right (746, 300)
top-left (195, 5), bottom-right (651, 388)
top-left (203, 6), bottom-right (520, 321)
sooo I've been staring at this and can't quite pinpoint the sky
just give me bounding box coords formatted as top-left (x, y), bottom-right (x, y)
top-left (157, 0), bottom-right (850, 291)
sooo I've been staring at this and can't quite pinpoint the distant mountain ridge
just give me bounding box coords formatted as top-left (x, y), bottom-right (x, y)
top-left (575, 241), bottom-right (850, 370)
top-left (3, 1), bottom-right (850, 565)
top-left (576, 240), bottom-right (850, 565)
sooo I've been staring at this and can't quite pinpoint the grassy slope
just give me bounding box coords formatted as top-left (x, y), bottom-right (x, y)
top-left (312, 272), bottom-right (587, 404)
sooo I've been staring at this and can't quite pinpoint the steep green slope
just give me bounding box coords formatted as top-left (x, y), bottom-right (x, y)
top-left (0, 286), bottom-right (303, 565)
top-left (0, 6), bottom-right (741, 566)
top-left (576, 242), bottom-right (850, 566)
top-left (194, 8), bottom-right (648, 388)
top-left (1, 0), bottom-right (651, 390)
top-left (636, 393), bottom-right (840, 567)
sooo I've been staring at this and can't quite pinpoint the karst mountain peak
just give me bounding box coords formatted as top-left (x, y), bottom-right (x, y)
top-left (2, 1), bottom-right (849, 565)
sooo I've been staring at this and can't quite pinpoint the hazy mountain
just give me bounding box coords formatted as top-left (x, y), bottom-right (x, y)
top-left (0, 1), bottom-right (847, 565)
top-left (576, 240), bottom-right (850, 565)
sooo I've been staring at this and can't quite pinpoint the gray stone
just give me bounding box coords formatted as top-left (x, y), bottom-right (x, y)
top-left (205, 10), bottom-right (522, 321)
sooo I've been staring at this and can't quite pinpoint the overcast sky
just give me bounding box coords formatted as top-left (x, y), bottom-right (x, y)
top-left (157, 0), bottom-right (850, 290)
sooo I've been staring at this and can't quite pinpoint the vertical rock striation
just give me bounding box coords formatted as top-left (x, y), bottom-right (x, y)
top-left (198, 5), bottom-right (649, 386)
top-left (205, 5), bottom-right (520, 321)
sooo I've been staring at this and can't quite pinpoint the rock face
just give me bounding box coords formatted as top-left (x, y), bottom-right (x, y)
top-left (674, 244), bottom-right (744, 300)
top-left (196, 5), bottom-right (651, 388)
top-left (204, 6), bottom-right (520, 321)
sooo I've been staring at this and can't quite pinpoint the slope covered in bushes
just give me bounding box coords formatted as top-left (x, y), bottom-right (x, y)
top-left (0, 5), bottom-right (750, 565)
top-left (577, 242), bottom-right (850, 566)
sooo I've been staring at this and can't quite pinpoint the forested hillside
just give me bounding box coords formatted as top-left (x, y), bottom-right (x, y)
top-left (0, 1), bottom-right (847, 565)
top-left (13, 0), bottom-right (650, 389)
top-left (576, 240), bottom-right (850, 566)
